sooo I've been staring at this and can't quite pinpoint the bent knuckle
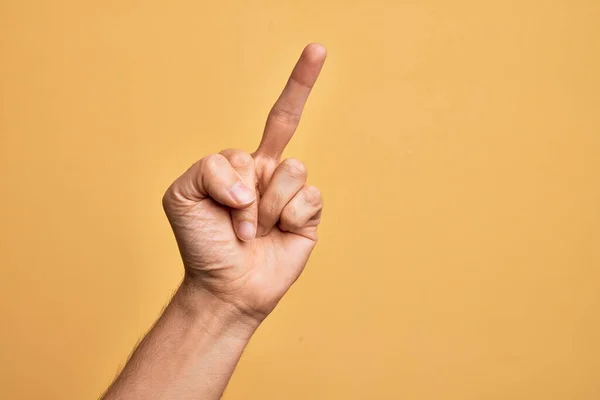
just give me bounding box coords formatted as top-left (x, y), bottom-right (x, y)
top-left (161, 183), bottom-right (187, 216)
top-left (303, 185), bottom-right (323, 207)
top-left (281, 158), bottom-right (307, 180)
top-left (226, 151), bottom-right (253, 169)
top-left (202, 154), bottom-right (227, 172)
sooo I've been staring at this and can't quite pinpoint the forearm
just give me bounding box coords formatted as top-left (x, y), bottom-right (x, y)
top-left (102, 278), bottom-right (259, 400)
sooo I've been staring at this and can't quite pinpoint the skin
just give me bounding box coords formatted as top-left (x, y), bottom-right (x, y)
top-left (101, 43), bottom-right (327, 400)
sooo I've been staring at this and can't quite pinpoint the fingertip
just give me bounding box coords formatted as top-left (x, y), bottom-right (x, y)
top-left (304, 43), bottom-right (327, 63)
top-left (237, 221), bottom-right (256, 242)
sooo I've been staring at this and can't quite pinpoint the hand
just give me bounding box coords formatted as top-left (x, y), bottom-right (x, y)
top-left (162, 44), bottom-right (327, 324)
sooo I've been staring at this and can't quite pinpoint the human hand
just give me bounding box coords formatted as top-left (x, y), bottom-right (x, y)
top-left (162, 44), bottom-right (327, 324)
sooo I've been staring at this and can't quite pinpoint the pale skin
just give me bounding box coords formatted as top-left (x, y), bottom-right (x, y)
top-left (101, 43), bottom-right (327, 400)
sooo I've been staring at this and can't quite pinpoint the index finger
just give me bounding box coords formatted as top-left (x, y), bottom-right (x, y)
top-left (255, 43), bottom-right (327, 160)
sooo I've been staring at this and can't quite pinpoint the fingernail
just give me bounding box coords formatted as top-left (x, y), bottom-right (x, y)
top-left (237, 221), bottom-right (256, 242)
top-left (230, 182), bottom-right (255, 205)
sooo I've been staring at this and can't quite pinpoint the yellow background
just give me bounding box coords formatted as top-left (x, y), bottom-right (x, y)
top-left (1, 1), bottom-right (599, 399)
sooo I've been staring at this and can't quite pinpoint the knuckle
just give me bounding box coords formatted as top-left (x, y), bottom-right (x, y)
top-left (226, 151), bottom-right (253, 169)
top-left (161, 183), bottom-right (185, 216)
top-left (281, 158), bottom-right (307, 180)
top-left (202, 154), bottom-right (227, 172)
top-left (269, 107), bottom-right (301, 126)
top-left (303, 185), bottom-right (323, 207)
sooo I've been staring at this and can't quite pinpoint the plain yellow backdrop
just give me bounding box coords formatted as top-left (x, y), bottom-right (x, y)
top-left (1, 1), bottom-right (599, 399)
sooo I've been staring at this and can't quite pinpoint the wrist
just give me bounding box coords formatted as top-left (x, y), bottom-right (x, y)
top-left (174, 277), bottom-right (261, 341)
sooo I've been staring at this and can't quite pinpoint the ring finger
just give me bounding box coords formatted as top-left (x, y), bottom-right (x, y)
top-left (257, 158), bottom-right (307, 237)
